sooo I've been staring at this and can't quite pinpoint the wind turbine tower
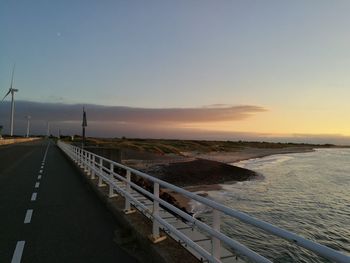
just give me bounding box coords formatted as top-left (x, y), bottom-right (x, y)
top-left (26, 115), bottom-right (31, 137)
top-left (2, 65), bottom-right (18, 136)
top-left (46, 121), bottom-right (50, 137)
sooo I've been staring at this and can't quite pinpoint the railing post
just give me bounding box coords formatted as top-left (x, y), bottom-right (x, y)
top-left (124, 170), bottom-right (135, 214)
top-left (82, 150), bottom-right (85, 169)
top-left (89, 152), bottom-right (92, 175)
top-left (89, 152), bottom-right (93, 174)
top-left (84, 150), bottom-right (89, 174)
top-left (73, 147), bottom-right (77, 162)
top-left (89, 153), bottom-right (93, 176)
top-left (76, 148), bottom-right (79, 163)
top-left (80, 149), bottom-right (83, 167)
top-left (70, 145), bottom-right (73, 160)
top-left (86, 152), bottom-right (91, 175)
top-left (77, 148), bottom-right (79, 166)
top-left (99, 157), bottom-right (103, 175)
top-left (75, 147), bottom-right (77, 163)
top-left (98, 157), bottom-right (106, 187)
top-left (91, 155), bottom-right (96, 179)
top-left (80, 150), bottom-right (84, 168)
top-left (212, 209), bottom-right (221, 260)
top-left (77, 148), bottom-right (81, 166)
top-left (149, 182), bottom-right (166, 243)
top-left (108, 163), bottom-right (117, 198)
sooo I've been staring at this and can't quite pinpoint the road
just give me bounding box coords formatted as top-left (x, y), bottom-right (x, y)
top-left (0, 139), bottom-right (138, 263)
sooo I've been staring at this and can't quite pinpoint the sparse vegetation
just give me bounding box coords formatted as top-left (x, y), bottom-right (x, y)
top-left (64, 136), bottom-right (335, 156)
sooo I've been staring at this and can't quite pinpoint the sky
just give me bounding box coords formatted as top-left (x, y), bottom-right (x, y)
top-left (1, 1), bottom-right (350, 144)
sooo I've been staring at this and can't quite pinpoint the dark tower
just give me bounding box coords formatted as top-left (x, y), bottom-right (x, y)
top-left (82, 107), bottom-right (87, 148)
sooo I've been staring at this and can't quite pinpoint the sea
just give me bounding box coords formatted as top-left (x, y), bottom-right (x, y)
top-left (191, 148), bottom-right (350, 262)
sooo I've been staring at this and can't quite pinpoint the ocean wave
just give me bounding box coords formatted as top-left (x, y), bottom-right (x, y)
top-left (233, 154), bottom-right (295, 170)
top-left (197, 148), bottom-right (350, 262)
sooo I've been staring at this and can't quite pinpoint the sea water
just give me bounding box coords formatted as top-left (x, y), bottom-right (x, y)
top-left (192, 148), bottom-right (350, 262)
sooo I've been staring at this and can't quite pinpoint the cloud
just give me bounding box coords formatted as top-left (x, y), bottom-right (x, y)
top-left (1, 101), bottom-right (350, 145)
top-left (0, 100), bottom-right (267, 138)
top-left (0, 100), bottom-right (266, 124)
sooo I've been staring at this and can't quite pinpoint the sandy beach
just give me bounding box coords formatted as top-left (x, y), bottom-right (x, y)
top-left (182, 146), bottom-right (315, 164)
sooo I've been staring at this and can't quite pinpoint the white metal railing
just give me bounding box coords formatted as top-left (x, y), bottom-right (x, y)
top-left (57, 141), bottom-right (350, 263)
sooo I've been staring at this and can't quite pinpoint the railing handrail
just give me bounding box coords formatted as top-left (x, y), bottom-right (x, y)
top-left (58, 141), bottom-right (350, 263)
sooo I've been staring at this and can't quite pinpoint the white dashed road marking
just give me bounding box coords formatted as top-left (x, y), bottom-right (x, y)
top-left (11, 142), bottom-right (50, 263)
top-left (31, 192), bottom-right (37, 201)
top-left (11, 241), bottom-right (25, 263)
top-left (24, 209), bottom-right (33, 224)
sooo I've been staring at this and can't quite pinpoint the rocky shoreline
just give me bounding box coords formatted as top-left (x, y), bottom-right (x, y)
top-left (143, 158), bottom-right (258, 187)
top-left (139, 158), bottom-right (259, 213)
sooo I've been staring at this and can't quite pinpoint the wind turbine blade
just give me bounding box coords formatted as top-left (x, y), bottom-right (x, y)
top-left (2, 89), bottom-right (11, 101)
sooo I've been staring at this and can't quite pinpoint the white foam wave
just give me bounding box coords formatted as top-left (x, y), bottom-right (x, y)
top-left (233, 154), bottom-right (294, 170)
top-left (189, 200), bottom-right (212, 218)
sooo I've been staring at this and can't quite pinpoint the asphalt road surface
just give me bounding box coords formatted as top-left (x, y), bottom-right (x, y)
top-left (0, 139), bottom-right (138, 263)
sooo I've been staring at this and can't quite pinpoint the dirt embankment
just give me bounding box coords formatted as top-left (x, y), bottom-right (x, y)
top-left (0, 137), bottom-right (40, 145)
top-left (139, 158), bottom-right (259, 212)
top-left (143, 158), bottom-right (258, 187)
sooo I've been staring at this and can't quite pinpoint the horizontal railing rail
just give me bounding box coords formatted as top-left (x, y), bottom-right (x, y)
top-left (57, 141), bottom-right (350, 263)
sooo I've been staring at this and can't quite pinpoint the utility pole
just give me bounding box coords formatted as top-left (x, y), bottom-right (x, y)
top-left (82, 107), bottom-right (87, 149)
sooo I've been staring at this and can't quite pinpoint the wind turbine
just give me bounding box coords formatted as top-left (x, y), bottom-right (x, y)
top-left (2, 65), bottom-right (18, 136)
top-left (46, 121), bottom-right (50, 137)
top-left (25, 115), bottom-right (31, 137)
